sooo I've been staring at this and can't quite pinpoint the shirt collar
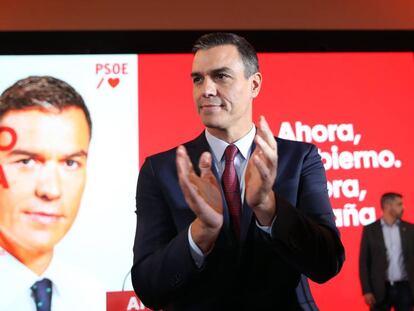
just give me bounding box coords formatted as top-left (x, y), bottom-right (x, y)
top-left (0, 246), bottom-right (63, 298)
top-left (204, 126), bottom-right (256, 161)
top-left (0, 245), bottom-right (37, 283)
top-left (381, 218), bottom-right (401, 227)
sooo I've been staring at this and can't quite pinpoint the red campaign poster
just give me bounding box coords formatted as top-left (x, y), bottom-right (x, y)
top-left (138, 52), bottom-right (414, 310)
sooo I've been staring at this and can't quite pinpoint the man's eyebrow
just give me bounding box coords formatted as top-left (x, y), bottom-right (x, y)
top-left (210, 67), bottom-right (233, 75)
top-left (8, 149), bottom-right (88, 158)
top-left (191, 67), bottom-right (233, 78)
top-left (190, 72), bottom-right (202, 78)
top-left (9, 150), bottom-right (40, 157)
top-left (64, 150), bottom-right (89, 158)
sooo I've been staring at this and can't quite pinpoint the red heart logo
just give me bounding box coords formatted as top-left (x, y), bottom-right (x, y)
top-left (108, 78), bottom-right (120, 88)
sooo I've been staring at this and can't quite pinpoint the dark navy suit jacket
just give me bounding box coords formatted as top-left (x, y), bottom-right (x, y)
top-left (132, 133), bottom-right (345, 311)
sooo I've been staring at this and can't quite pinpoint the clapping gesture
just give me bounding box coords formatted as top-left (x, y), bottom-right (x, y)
top-left (245, 116), bottom-right (278, 226)
top-left (176, 146), bottom-right (223, 253)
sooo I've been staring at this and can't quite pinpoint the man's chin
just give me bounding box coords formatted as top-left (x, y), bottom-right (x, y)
top-left (22, 230), bottom-right (65, 253)
top-left (200, 117), bottom-right (226, 130)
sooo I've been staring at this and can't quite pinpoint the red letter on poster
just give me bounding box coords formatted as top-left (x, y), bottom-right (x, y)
top-left (0, 126), bottom-right (17, 188)
top-left (0, 126), bottom-right (17, 151)
top-left (0, 166), bottom-right (8, 188)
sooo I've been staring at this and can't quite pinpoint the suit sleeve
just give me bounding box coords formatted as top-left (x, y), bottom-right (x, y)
top-left (359, 226), bottom-right (372, 294)
top-left (131, 157), bottom-right (201, 310)
top-left (269, 144), bottom-right (345, 283)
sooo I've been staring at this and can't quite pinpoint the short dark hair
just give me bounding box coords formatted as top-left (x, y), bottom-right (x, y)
top-left (0, 76), bottom-right (92, 137)
top-left (380, 192), bottom-right (403, 209)
top-left (192, 32), bottom-right (259, 78)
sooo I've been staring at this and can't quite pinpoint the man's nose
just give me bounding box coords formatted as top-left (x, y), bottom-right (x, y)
top-left (35, 162), bottom-right (62, 201)
top-left (201, 77), bottom-right (217, 97)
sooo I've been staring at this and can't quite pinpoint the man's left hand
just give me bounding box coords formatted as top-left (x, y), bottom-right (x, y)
top-left (245, 115), bottom-right (278, 226)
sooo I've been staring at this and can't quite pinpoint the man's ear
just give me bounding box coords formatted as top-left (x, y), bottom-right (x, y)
top-left (251, 72), bottom-right (262, 98)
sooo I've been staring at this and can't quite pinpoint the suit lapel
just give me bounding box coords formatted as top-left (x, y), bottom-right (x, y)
top-left (400, 221), bottom-right (409, 261)
top-left (240, 141), bottom-right (256, 242)
top-left (373, 220), bottom-right (387, 258)
top-left (184, 132), bottom-right (211, 176)
top-left (240, 199), bottom-right (253, 242)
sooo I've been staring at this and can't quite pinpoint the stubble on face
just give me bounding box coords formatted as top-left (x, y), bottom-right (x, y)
top-left (191, 45), bottom-right (260, 143)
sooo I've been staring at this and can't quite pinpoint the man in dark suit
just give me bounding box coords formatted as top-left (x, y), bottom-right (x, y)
top-left (132, 32), bottom-right (345, 310)
top-left (359, 192), bottom-right (414, 311)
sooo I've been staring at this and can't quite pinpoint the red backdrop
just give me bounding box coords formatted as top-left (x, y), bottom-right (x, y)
top-left (138, 52), bottom-right (414, 310)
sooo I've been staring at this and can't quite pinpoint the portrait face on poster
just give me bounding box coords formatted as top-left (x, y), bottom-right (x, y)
top-left (0, 107), bottom-right (90, 257)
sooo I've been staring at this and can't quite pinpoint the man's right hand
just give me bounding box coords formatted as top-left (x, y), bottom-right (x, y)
top-left (176, 145), bottom-right (223, 254)
top-left (363, 293), bottom-right (376, 307)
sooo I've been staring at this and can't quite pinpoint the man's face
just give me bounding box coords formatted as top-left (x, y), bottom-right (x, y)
top-left (386, 197), bottom-right (404, 219)
top-left (0, 107), bottom-right (90, 257)
top-left (389, 197), bottom-right (404, 219)
top-left (191, 44), bottom-right (261, 137)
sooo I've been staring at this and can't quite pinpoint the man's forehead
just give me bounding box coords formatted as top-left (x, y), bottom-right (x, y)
top-left (192, 45), bottom-right (243, 72)
top-left (0, 107), bottom-right (90, 140)
top-left (0, 106), bottom-right (78, 119)
top-left (386, 197), bottom-right (403, 205)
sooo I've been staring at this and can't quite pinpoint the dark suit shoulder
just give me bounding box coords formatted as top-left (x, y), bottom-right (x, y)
top-left (275, 137), bottom-right (321, 165)
top-left (146, 145), bottom-right (177, 163)
top-left (145, 133), bottom-right (204, 162)
top-left (141, 147), bottom-right (177, 179)
top-left (142, 133), bottom-right (206, 176)
top-left (401, 220), bottom-right (414, 226)
top-left (362, 219), bottom-right (381, 232)
top-left (276, 137), bottom-right (315, 152)
top-left (400, 220), bottom-right (414, 232)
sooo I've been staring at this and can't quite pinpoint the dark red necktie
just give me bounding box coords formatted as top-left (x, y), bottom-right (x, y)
top-left (222, 144), bottom-right (241, 238)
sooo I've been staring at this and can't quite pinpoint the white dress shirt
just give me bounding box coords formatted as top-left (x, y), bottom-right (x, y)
top-left (0, 247), bottom-right (105, 311)
top-left (381, 219), bottom-right (408, 283)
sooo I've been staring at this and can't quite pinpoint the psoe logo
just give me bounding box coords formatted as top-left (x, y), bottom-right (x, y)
top-left (95, 62), bottom-right (129, 89)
